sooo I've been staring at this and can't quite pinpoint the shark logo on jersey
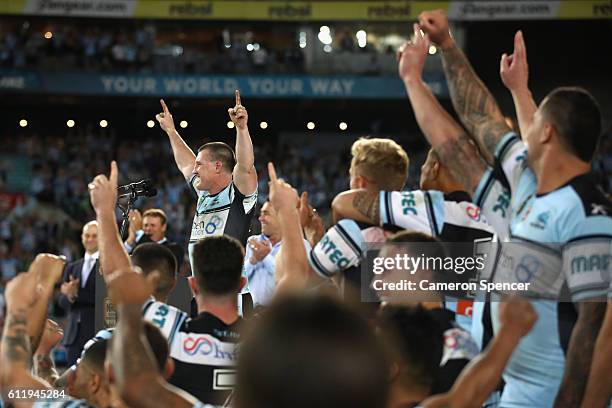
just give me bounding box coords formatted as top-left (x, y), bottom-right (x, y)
top-left (591, 204), bottom-right (608, 215)
top-left (530, 211), bottom-right (551, 230)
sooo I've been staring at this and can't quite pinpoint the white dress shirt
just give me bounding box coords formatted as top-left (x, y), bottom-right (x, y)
top-left (124, 230), bottom-right (167, 253)
top-left (243, 234), bottom-right (311, 306)
top-left (81, 251), bottom-right (99, 288)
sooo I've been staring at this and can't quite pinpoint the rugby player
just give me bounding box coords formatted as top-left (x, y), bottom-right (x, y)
top-left (155, 91), bottom-right (257, 271)
top-left (89, 161), bottom-right (244, 405)
top-left (418, 9), bottom-right (612, 407)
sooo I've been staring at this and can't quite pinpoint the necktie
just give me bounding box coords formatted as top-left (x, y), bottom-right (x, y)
top-left (82, 257), bottom-right (94, 288)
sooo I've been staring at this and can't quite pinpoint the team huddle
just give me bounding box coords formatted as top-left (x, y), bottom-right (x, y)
top-left (1, 9), bottom-right (611, 408)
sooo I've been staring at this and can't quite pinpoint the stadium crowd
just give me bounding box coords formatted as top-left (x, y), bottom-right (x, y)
top-left (0, 19), bottom-right (403, 75)
top-left (0, 9), bottom-right (611, 408)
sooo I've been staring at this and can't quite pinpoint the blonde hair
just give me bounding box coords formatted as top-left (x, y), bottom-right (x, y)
top-left (143, 209), bottom-right (167, 225)
top-left (351, 138), bottom-right (409, 190)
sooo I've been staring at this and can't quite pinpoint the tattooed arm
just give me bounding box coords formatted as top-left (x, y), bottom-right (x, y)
top-left (28, 254), bottom-right (65, 350)
top-left (554, 302), bottom-right (606, 407)
top-left (331, 189), bottom-right (379, 225)
top-left (0, 272), bottom-right (52, 408)
top-left (399, 23), bottom-right (487, 194)
top-left (580, 300), bottom-right (612, 408)
top-left (419, 10), bottom-right (512, 164)
top-left (108, 272), bottom-right (198, 408)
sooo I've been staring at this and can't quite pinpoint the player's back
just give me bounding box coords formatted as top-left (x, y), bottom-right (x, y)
top-left (143, 300), bottom-right (241, 405)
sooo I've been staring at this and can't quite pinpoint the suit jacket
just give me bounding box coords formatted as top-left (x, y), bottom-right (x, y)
top-left (58, 258), bottom-right (98, 347)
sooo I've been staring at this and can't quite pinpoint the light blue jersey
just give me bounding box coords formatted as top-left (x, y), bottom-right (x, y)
top-left (188, 176), bottom-right (257, 274)
top-left (474, 133), bottom-right (612, 407)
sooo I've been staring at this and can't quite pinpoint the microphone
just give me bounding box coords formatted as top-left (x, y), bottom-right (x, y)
top-left (117, 179), bottom-right (157, 198)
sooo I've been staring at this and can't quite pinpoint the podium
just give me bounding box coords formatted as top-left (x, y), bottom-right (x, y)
top-left (94, 271), bottom-right (193, 332)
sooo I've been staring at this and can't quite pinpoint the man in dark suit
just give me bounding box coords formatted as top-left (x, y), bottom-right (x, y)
top-left (124, 208), bottom-right (184, 267)
top-left (58, 220), bottom-right (99, 366)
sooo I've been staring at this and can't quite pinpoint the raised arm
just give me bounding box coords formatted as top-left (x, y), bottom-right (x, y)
top-left (88, 161), bottom-right (132, 279)
top-left (108, 271), bottom-right (198, 408)
top-left (228, 90), bottom-right (258, 195)
top-left (268, 163), bottom-right (319, 294)
top-left (399, 23), bottom-right (487, 193)
top-left (27, 255), bottom-right (65, 355)
top-left (156, 99), bottom-right (196, 181)
top-left (419, 9), bottom-right (512, 163)
top-left (422, 298), bottom-right (537, 408)
top-left (500, 30), bottom-right (538, 141)
top-left (580, 300), bottom-right (612, 408)
top-left (0, 255), bottom-right (66, 408)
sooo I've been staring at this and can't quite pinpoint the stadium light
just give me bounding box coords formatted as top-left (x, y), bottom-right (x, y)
top-left (339, 122), bottom-right (348, 131)
top-left (323, 45), bottom-right (332, 53)
top-left (246, 43), bottom-right (254, 52)
top-left (66, 119), bottom-right (75, 128)
top-left (19, 119), bottom-right (27, 128)
top-left (299, 31), bottom-right (307, 49)
top-left (44, 31), bottom-right (53, 39)
top-left (428, 45), bottom-right (437, 55)
top-left (356, 30), bottom-right (367, 48)
top-left (147, 120), bottom-right (155, 128)
top-left (318, 26), bottom-right (332, 45)
top-left (307, 122), bottom-right (315, 130)
top-left (99, 120), bottom-right (108, 128)
top-left (227, 121), bottom-right (235, 129)
top-left (180, 120), bottom-right (188, 129)
top-left (260, 121), bottom-right (268, 130)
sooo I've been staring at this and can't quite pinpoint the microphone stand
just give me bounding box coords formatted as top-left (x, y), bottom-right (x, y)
top-left (117, 191), bottom-right (139, 241)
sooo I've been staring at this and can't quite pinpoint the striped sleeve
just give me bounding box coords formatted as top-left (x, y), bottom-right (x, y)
top-left (379, 190), bottom-right (444, 237)
top-left (309, 219), bottom-right (364, 278)
top-left (562, 210), bottom-right (612, 301)
top-left (142, 300), bottom-right (188, 345)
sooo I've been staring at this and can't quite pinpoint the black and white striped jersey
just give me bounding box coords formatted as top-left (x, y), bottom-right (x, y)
top-left (143, 299), bottom-right (240, 406)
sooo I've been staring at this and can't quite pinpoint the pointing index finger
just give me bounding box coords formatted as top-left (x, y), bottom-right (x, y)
top-left (268, 162), bottom-right (278, 182)
top-left (160, 99), bottom-right (169, 115)
top-left (110, 160), bottom-right (118, 187)
top-left (235, 89), bottom-right (241, 106)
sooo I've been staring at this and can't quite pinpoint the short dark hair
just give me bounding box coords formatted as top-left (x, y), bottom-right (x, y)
top-left (191, 236), bottom-right (244, 295)
top-left (131, 243), bottom-right (177, 298)
top-left (377, 304), bottom-right (443, 395)
top-left (81, 339), bottom-right (108, 374)
top-left (235, 295), bottom-right (389, 408)
top-left (541, 87), bottom-right (602, 162)
top-left (107, 322), bottom-right (168, 373)
top-left (143, 209), bottom-right (167, 225)
top-left (198, 142), bottom-right (236, 173)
